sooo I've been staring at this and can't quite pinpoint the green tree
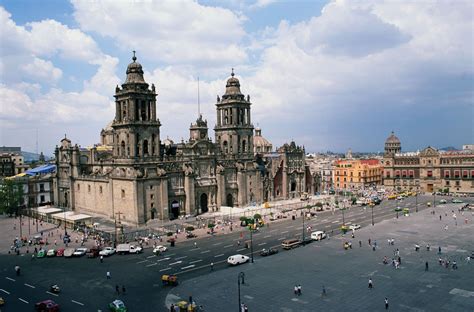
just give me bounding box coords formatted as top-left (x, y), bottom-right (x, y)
top-left (253, 213), bottom-right (262, 220)
top-left (0, 179), bottom-right (25, 216)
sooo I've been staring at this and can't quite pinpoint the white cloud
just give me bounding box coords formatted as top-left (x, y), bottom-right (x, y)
top-left (21, 57), bottom-right (62, 83)
top-left (72, 0), bottom-right (248, 66)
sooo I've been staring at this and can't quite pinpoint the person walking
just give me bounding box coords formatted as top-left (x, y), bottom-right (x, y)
top-left (115, 285), bottom-right (120, 295)
top-left (122, 285), bottom-right (126, 295)
top-left (100, 255), bottom-right (104, 263)
top-left (14, 265), bottom-right (20, 276)
top-left (210, 262), bottom-right (214, 271)
top-left (385, 297), bottom-right (389, 310)
top-left (297, 284), bottom-right (302, 296)
top-left (107, 271), bottom-right (111, 279)
top-left (368, 278), bottom-right (373, 289)
top-left (322, 285), bottom-right (327, 297)
top-left (359, 240), bottom-right (362, 248)
top-left (438, 246), bottom-right (442, 254)
top-left (425, 261), bottom-right (429, 271)
top-left (194, 242), bottom-right (197, 248)
top-left (294, 285), bottom-right (298, 295)
top-left (170, 303), bottom-right (176, 312)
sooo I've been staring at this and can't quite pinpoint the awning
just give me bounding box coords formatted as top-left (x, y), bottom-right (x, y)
top-left (25, 164), bottom-right (56, 176)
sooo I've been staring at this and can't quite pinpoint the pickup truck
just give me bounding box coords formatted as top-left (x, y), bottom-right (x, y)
top-left (116, 244), bottom-right (143, 255)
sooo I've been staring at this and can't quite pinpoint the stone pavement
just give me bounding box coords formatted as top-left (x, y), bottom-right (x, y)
top-left (166, 203), bottom-right (474, 311)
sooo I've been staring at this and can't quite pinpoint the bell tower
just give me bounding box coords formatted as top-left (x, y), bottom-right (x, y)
top-left (112, 52), bottom-right (161, 159)
top-left (214, 69), bottom-right (254, 159)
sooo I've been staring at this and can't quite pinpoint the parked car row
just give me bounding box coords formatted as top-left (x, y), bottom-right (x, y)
top-left (33, 244), bottom-right (147, 259)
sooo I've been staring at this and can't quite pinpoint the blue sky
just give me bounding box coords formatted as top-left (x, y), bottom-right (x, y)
top-left (0, 0), bottom-right (472, 155)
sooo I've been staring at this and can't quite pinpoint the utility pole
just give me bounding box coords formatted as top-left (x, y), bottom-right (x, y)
top-left (115, 212), bottom-right (123, 244)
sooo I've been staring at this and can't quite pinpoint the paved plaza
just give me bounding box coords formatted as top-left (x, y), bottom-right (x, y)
top-left (167, 203), bottom-right (474, 311)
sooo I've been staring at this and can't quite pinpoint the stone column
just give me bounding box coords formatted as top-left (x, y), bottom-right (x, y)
top-left (160, 178), bottom-right (169, 220)
top-left (216, 170), bottom-right (226, 207)
top-left (237, 170), bottom-right (247, 207)
top-left (184, 174), bottom-right (195, 215)
top-left (282, 166), bottom-right (288, 199)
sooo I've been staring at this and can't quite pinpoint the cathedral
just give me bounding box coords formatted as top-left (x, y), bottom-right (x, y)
top-left (53, 54), bottom-right (312, 225)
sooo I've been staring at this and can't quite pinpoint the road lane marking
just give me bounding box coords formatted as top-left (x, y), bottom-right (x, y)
top-left (224, 244), bottom-right (233, 248)
top-left (156, 257), bottom-right (171, 262)
top-left (71, 300), bottom-right (84, 306)
top-left (146, 263), bottom-right (158, 267)
top-left (181, 265), bottom-right (195, 270)
top-left (5, 277), bottom-right (15, 282)
top-left (146, 255), bottom-right (156, 259)
top-left (258, 243), bottom-right (267, 246)
top-left (24, 283), bottom-right (35, 289)
top-left (159, 267), bottom-right (171, 272)
top-left (278, 237), bottom-right (285, 241)
top-left (286, 225), bottom-right (294, 229)
top-left (169, 261), bottom-right (183, 266)
top-left (188, 248), bottom-right (200, 251)
top-left (214, 254), bottom-right (225, 258)
top-left (167, 253), bottom-right (176, 257)
top-left (264, 235), bottom-right (271, 238)
top-left (136, 260), bottom-right (148, 264)
top-left (331, 221), bottom-right (339, 224)
top-left (212, 242), bottom-right (223, 246)
top-left (19, 298), bottom-right (29, 304)
top-left (200, 250), bottom-right (211, 254)
top-left (281, 231), bottom-right (289, 234)
top-left (175, 256), bottom-right (188, 260)
top-left (0, 289), bottom-right (10, 294)
top-left (190, 259), bottom-right (203, 264)
top-left (46, 291), bottom-right (59, 297)
top-left (237, 248), bottom-right (246, 252)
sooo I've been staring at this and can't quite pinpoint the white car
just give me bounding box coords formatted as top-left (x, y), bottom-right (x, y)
top-left (129, 245), bottom-right (143, 254)
top-left (311, 231), bottom-right (327, 241)
top-left (99, 247), bottom-right (116, 256)
top-left (73, 247), bottom-right (88, 257)
top-left (349, 224), bottom-right (361, 231)
top-left (153, 245), bottom-right (167, 254)
top-left (227, 254), bottom-right (250, 265)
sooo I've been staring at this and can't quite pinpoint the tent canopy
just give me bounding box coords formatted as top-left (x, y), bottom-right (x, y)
top-left (25, 164), bottom-right (56, 175)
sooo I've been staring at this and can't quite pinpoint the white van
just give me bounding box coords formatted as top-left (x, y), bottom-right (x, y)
top-left (311, 231), bottom-right (326, 241)
top-left (227, 254), bottom-right (249, 265)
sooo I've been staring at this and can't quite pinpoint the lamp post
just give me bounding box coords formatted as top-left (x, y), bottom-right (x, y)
top-left (302, 208), bottom-right (305, 243)
top-left (433, 192), bottom-right (436, 209)
top-left (341, 207), bottom-right (345, 225)
top-left (237, 272), bottom-right (245, 311)
top-left (249, 225), bottom-right (254, 263)
top-left (370, 203), bottom-right (374, 226)
top-left (415, 190), bottom-right (418, 213)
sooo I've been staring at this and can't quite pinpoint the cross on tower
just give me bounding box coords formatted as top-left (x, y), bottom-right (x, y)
top-left (132, 50), bottom-right (137, 62)
top-left (231, 67), bottom-right (234, 77)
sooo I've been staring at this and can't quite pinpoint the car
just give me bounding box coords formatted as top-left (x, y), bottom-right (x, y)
top-left (153, 245), bottom-right (168, 254)
top-left (35, 299), bottom-right (60, 312)
top-left (99, 247), bottom-right (116, 257)
top-left (452, 199), bottom-right (464, 204)
top-left (56, 248), bottom-right (65, 257)
top-left (394, 207), bottom-right (402, 212)
top-left (73, 247), bottom-right (88, 257)
top-left (87, 248), bottom-right (100, 258)
top-left (439, 199), bottom-right (447, 204)
top-left (311, 231), bottom-right (327, 241)
top-left (108, 299), bottom-right (127, 312)
top-left (349, 224), bottom-right (361, 231)
top-left (186, 231), bottom-right (197, 239)
top-left (227, 254), bottom-right (250, 265)
top-left (396, 196), bottom-right (404, 200)
top-left (260, 248), bottom-right (279, 257)
top-left (46, 249), bottom-right (56, 257)
top-left (37, 249), bottom-right (46, 258)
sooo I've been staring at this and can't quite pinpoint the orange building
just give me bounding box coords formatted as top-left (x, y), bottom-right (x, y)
top-left (333, 159), bottom-right (383, 190)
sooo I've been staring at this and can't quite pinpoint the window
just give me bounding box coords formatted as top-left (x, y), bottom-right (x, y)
top-left (99, 186), bottom-right (103, 194)
top-left (445, 181), bottom-right (450, 186)
top-left (150, 194), bottom-right (154, 200)
top-left (454, 170), bottom-right (460, 178)
top-left (88, 185), bottom-right (91, 192)
top-left (409, 170), bottom-right (414, 178)
top-left (395, 170), bottom-right (400, 178)
top-left (121, 189), bottom-right (125, 199)
top-left (471, 170), bottom-right (474, 179)
top-left (77, 184), bottom-right (80, 191)
top-left (39, 184), bottom-right (45, 192)
top-left (427, 170), bottom-right (432, 177)
top-left (462, 170), bottom-right (468, 178)
top-left (386, 171), bottom-right (391, 178)
top-left (455, 181), bottom-right (460, 186)
top-left (402, 170), bottom-right (407, 178)
top-left (444, 170), bottom-right (450, 178)
top-left (40, 195), bottom-right (45, 203)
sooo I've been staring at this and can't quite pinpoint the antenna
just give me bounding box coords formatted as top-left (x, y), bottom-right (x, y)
top-left (197, 76), bottom-right (201, 117)
top-left (36, 128), bottom-right (38, 155)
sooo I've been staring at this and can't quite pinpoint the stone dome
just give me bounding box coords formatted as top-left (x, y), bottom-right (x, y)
top-left (124, 52), bottom-right (146, 84)
top-left (223, 69), bottom-right (243, 97)
top-left (253, 127), bottom-right (272, 153)
top-left (385, 131), bottom-right (400, 144)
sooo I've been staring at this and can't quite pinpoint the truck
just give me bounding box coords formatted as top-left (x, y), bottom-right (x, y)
top-left (116, 244), bottom-right (143, 255)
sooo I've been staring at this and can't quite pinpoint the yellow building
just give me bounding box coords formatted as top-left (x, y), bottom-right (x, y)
top-left (333, 159), bottom-right (383, 190)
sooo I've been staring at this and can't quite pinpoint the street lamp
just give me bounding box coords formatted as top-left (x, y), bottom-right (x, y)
top-left (249, 225), bottom-right (254, 263)
top-left (433, 192), bottom-right (436, 209)
top-left (370, 203), bottom-right (374, 226)
top-left (237, 272), bottom-right (245, 312)
top-left (415, 190), bottom-right (418, 213)
top-left (341, 207), bottom-right (345, 225)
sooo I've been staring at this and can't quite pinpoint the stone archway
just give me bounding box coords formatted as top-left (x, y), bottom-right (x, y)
top-left (226, 193), bottom-right (234, 207)
top-left (170, 200), bottom-right (180, 220)
top-left (200, 193), bottom-right (208, 213)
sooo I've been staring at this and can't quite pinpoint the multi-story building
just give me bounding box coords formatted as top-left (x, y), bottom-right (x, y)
top-left (382, 132), bottom-right (474, 194)
top-left (54, 55), bottom-right (312, 225)
top-left (333, 159), bottom-right (383, 190)
top-left (306, 155), bottom-right (334, 194)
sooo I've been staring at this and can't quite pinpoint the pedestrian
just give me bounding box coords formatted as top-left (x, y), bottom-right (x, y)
top-left (107, 271), bottom-right (111, 279)
top-left (100, 255), bottom-right (104, 263)
top-left (351, 233), bottom-right (355, 239)
top-left (368, 278), bottom-right (373, 289)
top-left (359, 240), bottom-right (362, 248)
top-left (170, 303), bottom-right (175, 312)
top-left (297, 284), bottom-right (302, 296)
top-left (425, 261), bottom-right (429, 271)
top-left (385, 297), bottom-right (389, 310)
top-left (322, 285), bottom-right (327, 297)
top-left (210, 262), bottom-right (214, 271)
top-left (452, 261), bottom-right (457, 270)
top-left (368, 238), bottom-right (371, 246)
top-left (122, 285), bottom-right (126, 294)
top-left (15, 265), bottom-right (20, 276)
top-left (438, 246), bottom-right (442, 254)
top-left (115, 285), bottom-right (120, 295)
top-left (439, 215), bottom-right (442, 221)
top-left (194, 242), bottom-right (197, 248)
top-left (294, 285), bottom-right (298, 295)
top-left (244, 304), bottom-right (248, 312)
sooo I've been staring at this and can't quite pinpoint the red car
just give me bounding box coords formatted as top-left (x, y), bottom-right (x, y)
top-left (56, 248), bottom-right (65, 257)
top-left (35, 299), bottom-right (60, 312)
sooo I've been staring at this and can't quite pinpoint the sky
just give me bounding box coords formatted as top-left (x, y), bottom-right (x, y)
top-left (0, 0), bottom-right (472, 156)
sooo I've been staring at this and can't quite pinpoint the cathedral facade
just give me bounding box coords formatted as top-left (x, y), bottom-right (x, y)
top-left (53, 56), bottom-right (311, 225)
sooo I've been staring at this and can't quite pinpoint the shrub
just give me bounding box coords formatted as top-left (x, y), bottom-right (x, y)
top-left (253, 213), bottom-right (262, 220)
top-left (166, 232), bottom-right (173, 237)
top-left (207, 223), bottom-right (215, 229)
top-left (185, 226), bottom-right (195, 232)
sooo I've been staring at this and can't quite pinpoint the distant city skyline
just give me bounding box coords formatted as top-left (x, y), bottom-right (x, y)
top-left (0, 1), bottom-right (472, 155)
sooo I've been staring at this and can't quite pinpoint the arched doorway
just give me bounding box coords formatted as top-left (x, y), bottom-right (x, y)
top-left (170, 200), bottom-right (180, 220)
top-left (200, 193), bottom-right (208, 213)
top-left (150, 208), bottom-right (156, 220)
top-left (226, 193), bottom-right (234, 207)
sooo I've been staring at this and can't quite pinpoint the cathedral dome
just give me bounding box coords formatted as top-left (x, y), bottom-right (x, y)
top-left (385, 131), bottom-right (400, 144)
top-left (125, 52), bottom-right (146, 84)
top-left (224, 69), bottom-right (243, 96)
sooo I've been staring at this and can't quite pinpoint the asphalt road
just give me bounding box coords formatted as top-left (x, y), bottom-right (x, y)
top-left (0, 195), bottom-right (470, 311)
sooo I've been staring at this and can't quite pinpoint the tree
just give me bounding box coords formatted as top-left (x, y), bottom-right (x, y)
top-left (253, 213), bottom-right (262, 220)
top-left (0, 179), bottom-right (25, 216)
